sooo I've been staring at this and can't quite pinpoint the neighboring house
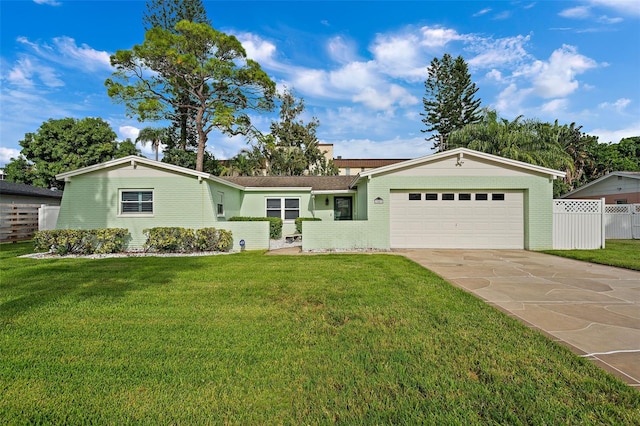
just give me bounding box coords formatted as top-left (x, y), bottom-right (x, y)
top-left (560, 172), bottom-right (640, 204)
top-left (54, 148), bottom-right (564, 251)
top-left (318, 143), bottom-right (408, 176)
top-left (332, 158), bottom-right (409, 176)
top-left (0, 181), bottom-right (63, 205)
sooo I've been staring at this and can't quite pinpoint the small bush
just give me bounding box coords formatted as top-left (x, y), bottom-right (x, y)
top-left (295, 217), bottom-right (321, 234)
top-left (33, 229), bottom-right (129, 255)
top-left (195, 228), bottom-right (233, 252)
top-left (143, 227), bottom-right (195, 253)
top-left (229, 216), bottom-right (282, 239)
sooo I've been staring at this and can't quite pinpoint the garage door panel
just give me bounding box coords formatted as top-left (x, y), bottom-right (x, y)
top-left (390, 191), bottom-right (524, 249)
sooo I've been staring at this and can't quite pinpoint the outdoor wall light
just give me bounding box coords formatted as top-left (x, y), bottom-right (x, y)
top-left (374, 197), bottom-right (384, 204)
top-left (325, 197), bottom-right (329, 206)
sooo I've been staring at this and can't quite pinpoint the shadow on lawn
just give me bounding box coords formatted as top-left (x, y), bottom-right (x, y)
top-left (1, 255), bottom-right (188, 321)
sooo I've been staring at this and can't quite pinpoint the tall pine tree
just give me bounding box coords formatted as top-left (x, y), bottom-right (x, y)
top-left (421, 54), bottom-right (482, 152)
top-left (142, 0), bottom-right (211, 152)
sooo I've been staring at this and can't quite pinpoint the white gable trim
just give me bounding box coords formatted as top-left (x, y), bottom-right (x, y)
top-left (55, 155), bottom-right (245, 190)
top-left (560, 171), bottom-right (640, 198)
top-left (350, 148), bottom-right (565, 187)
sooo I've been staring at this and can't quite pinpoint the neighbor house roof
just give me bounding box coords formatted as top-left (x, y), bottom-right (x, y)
top-left (333, 158), bottom-right (409, 168)
top-left (350, 147), bottom-right (567, 187)
top-left (0, 180), bottom-right (63, 199)
top-left (560, 171), bottom-right (640, 198)
top-left (220, 175), bottom-right (355, 191)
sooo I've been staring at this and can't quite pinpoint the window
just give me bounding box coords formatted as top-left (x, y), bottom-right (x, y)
top-left (408, 193), bottom-right (421, 200)
top-left (217, 191), bottom-right (224, 217)
top-left (120, 190), bottom-right (153, 215)
top-left (459, 193), bottom-right (471, 201)
top-left (616, 199), bottom-right (628, 204)
top-left (425, 193), bottom-right (438, 200)
top-left (345, 167), bottom-right (351, 176)
top-left (442, 193), bottom-right (455, 200)
top-left (475, 193), bottom-right (488, 201)
top-left (492, 193), bottom-right (505, 201)
top-left (266, 198), bottom-right (300, 220)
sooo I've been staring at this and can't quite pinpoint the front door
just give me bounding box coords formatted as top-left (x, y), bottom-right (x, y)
top-left (334, 197), bottom-right (352, 220)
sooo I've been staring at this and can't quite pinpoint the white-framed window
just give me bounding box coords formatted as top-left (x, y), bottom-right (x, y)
top-left (266, 197), bottom-right (300, 221)
top-left (217, 191), bottom-right (225, 217)
top-left (120, 190), bottom-right (153, 215)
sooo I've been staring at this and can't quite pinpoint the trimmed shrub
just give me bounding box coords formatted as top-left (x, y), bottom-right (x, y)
top-left (295, 217), bottom-right (321, 234)
top-left (143, 227), bottom-right (196, 253)
top-left (195, 228), bottom-right (233, 252)
top-left (229, 216), bottom-right (282, 239)
top-left (33, 229), bottom-right (129, 255)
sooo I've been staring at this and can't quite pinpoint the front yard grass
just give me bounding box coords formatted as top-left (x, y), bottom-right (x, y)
top-left (543, 239), bottom-right (640, 271)
top-left (2, 242), bottom-right (639, 424)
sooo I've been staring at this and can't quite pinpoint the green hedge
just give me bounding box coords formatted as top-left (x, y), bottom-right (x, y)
top-left (295, 217), bottom-right (321, 234)
top-left (143, 227), bottom-right (233, 253)
top-left (229, 216), bottom-right (282, 239)
top-left (33, 229), bottom-right (129, 255)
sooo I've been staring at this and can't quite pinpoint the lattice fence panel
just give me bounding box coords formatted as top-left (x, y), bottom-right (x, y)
top-left (605, 204), bottom-right (631, 214)
top-left (553, 200), bottom-right (602, 214)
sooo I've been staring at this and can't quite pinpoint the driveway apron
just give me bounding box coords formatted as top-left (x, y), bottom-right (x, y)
top-left (394, 249), bottom-right (640, 388)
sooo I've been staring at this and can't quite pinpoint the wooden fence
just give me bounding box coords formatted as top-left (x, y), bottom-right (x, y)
top-left (0, 204), bottom-right (41, 243)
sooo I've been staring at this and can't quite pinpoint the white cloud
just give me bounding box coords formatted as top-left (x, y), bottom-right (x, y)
top-left (588, 121), bottom-right (640, 144)
top-left (597, 15), bottom-right (624, 23)
top-left (540, 98), bottom-right (569, 113)
top-left (522, 45), bottom-right (598, 98)
top-left (118, 125), bottom-right (140, 141)
top-left (370, 32), bottom-right (423, 79)
top-left (352, 84), bottom-right (418, 110)
top-left (493, 11), bottom-right (512, 20)
top-left (236, 33), bottom-right (278, 67)
top-left (327, 36), bottom-right (357, 64)
top-left (598, 98), bottom-right (631, 112)
top-left (468, 35), bottom-right (531, 69)
top-left (473, 8), bottom-right (492, 17)
top-left (485, 69), bottom-right (503, 82)
top-left (559, 6), bottom-right (592, 19)
top-left (16, 36), bottom-right (111, 72)
top-left (328, 136), bottom-right (433, 159)
top-left (33, 0), bottom-right (61, 5)
top-left (419, 26), bottom-right (468, 48)
top-left (589, 0), bottom-right (640, 17)
top-left (0, 147), bottom-right (21, 164)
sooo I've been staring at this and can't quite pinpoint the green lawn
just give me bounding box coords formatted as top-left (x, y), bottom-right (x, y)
top-left (2, 242), bottom-right (639, 424)
top-left (544, 239), bottom-right (640, 271)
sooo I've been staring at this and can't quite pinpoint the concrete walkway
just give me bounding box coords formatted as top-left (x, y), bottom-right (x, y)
top-left (394, 249), bottom-right (640, 388)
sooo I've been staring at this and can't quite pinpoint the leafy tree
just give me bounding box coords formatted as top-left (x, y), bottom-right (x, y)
top-left (115, 139), bottom-right (142, 157)
top-left (246, 89), bottom-right (338, 176)
top-left (143, 0), bottom-right (210, 31)
top-left (422, 54), bottom-right (482, 152)
top-left (106, 20), bottom-right (276, 172)
top-left (136, 127), bottom-right (168, 161)
top-left (447, 110), bottom-right (574, 196)
top-left (143, 0), bottom-right (210, 150)
top-left (4, 117), bottom-right (126, 189)
top-left (161, 148), bottom-right (222, 175)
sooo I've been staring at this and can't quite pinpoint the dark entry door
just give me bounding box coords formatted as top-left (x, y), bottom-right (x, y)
top-left (334, 197), bottom-right (352, 220)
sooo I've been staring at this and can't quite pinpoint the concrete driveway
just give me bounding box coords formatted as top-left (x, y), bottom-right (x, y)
top-left (394, 249), bottom-right (640, 388)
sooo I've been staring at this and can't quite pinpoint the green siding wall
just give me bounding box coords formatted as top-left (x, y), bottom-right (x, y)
top-left (56, 174), bottom-right (269, 250)
top-left (303, 174), bottom-right (555, 251)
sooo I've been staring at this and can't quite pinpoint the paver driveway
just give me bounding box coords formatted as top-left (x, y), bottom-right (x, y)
top-left (395, 249), bottom-right (640, 388)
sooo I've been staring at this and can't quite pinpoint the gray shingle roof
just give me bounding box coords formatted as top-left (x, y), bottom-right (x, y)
top-left (220, 175), bottom-right (355, 191)
top-left (0, 180), bottom-right (63, 199)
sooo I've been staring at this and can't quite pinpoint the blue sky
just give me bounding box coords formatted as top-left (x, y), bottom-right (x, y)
top-left (1, 1), bottom-right (639, 166)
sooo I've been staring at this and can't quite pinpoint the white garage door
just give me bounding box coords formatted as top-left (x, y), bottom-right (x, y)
top-left (390, 190), bottom-right (524, 249)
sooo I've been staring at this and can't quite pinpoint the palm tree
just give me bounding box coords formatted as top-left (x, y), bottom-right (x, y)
top-left (136, 127), bottom-right (167, 161)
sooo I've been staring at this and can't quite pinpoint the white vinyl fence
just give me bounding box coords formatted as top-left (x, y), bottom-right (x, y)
top-left (553, 200), bottom-right (640, 249)
top-left (605, 203), bottom-right (640, 239)
top-left (553, 199), bottom-right (605, 250)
